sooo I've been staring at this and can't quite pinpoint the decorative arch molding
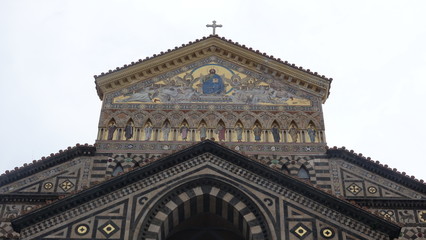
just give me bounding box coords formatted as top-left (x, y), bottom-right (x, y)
top-left (136, 177), bottom-right (273, 240)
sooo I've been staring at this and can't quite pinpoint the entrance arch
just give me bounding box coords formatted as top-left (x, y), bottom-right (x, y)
top-left (165, 213), bottom-right (245, 240)
top-left (137, 178), bottom-right (271, 240)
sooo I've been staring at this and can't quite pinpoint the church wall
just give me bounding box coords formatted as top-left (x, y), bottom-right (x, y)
top-left (329, 158), bottom-right (426, 239)
top-left (329, 158), bottom-right (425, 200)
top-left (0, 157), bottom-right (94, 195)
top-left (15, 153), bottom-right (394, 240)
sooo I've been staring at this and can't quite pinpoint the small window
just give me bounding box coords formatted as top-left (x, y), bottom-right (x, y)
top-left (112, 163), bottom-right (124, 176)
top-left (297, 167), bottom-right (310, 179)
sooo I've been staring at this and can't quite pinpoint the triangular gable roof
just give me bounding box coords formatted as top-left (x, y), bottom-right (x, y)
top-left (12, 140), bottom-right (400, 238)
top-left (94, 35), bottom-right (332, 103)
top-left (327, 147), bottom-right (426, 196)
top-left (0, 144), bottom-right (96, 188)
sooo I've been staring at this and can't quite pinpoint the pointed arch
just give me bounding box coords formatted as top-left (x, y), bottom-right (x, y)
top-left (271, 120), bottom-right (280, 129)
top-left (112, 163), bottom-right (124, 177)
top-left (198, 119), bottom-right (207, 127)
top-left (297, 165), bottom-right (310, 180)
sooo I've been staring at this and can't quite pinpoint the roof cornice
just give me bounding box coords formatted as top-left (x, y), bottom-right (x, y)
top-left (0, 193), bottom-right (61, 204)
top-left (351, 199), bottom-right (426, 209)
top-left (327, 147), bottom-right (426, 195)
top-left (0, 145), bottom-right (96, 187)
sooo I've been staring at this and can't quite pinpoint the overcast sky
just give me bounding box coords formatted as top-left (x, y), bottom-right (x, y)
top-left (1, 0), bottom-right (425, 181)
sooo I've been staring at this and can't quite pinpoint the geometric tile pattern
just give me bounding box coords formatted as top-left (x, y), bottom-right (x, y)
top-left (320, 227), bottom-right (335, 239)
top-left (75, 224), bottom-right (90, 236)
top-left (367, 186), bottom-right (377, 194)
top-left (290, 222), bottom-right (312, 239)
top-left (400, 227), bottom-right (426, 239)
top-left (59, 179), bottom-right (74, 192)
top-left (0, 221), bottom-right (20, 239)
top-left (346, 183), bottom-right (362, 195)
top-left (18, 153), bottom-right (393, 240)
top-left (0, 158), bottom-right (87, 194)
top-left (98, 220), bottom-right (119, 238)
top-left (43, 182), bottom-right (53, 190)
top-left (379, 209), bottom-right (396, 221)
top-left (337, 161), bottom-right (424, 199)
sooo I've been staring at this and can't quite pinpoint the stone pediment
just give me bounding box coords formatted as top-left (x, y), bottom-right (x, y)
top-left (95, 36), bottom-right (332, 103)
top-left (12, 140), bottom-right (400, 239)
top-left (109, 58), bottom-right (313, 108)
top-left (327, 148), bottom-right (426, 200)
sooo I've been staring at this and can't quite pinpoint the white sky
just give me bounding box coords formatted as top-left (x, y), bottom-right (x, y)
top-left (0, 0), bottom-right (425, 181)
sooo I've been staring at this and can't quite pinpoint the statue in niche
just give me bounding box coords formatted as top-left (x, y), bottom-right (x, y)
top-left (235, 124), bottom-right (243, 142)
top-left (107, 122), bottom-right (117, 140)
top-left (124, 122), bottom-right (133, 140)
top-left (180, 124), bottom-right (189, 141)
top-left (202, 69), bottom-right (225, 94)
top-left (289, 124), bottom-right (299, 143)
top-left (162, 122), bottom-right (170, 141)
top-left (253, 124), bottom-right (262, 142)
top-left (145, 122), bottom-right (153, 141)
top-left (216, 123), bottom-right (226, 141)
top-left (199, 123), bottom-right (207, 141)
top-left (271, 125), bottom-right (280, 143)
top-left (307, 124), bottom-right (316, 143)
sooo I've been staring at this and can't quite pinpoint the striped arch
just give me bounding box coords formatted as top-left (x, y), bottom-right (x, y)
top-left (276, 156), bottom-right (317, 183)
top-left (138, 178), bottom-right (272, 240)
top-left (293, 158), bottom-right (317, 183)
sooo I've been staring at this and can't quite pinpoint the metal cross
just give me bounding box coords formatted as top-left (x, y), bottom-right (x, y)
top-left (206, 20), bottom-right (222, 35)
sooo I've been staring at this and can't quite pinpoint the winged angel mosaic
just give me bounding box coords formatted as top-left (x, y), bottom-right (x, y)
top-left (114, 64), bottom-right (310, 106)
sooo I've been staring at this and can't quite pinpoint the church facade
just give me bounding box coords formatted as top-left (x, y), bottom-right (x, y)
top-left (0, 35), bottom-right (425, 239)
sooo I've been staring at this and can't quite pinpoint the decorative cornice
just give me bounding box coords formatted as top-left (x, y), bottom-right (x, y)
top-left (327, 147), bottom-right (426, 195)
top-left (0, 144), bottom-right (96, 187)
top-left (94, 35), bottom-right (332, 103)
top-left (12, 140), bottom-right (400, 238)
top-left (0, 193), bottom-right (61, 204)
top-left (351, 199), bottom-right (426, 209)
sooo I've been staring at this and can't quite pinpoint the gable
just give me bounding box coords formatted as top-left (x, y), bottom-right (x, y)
top-left (327, 148), bottom-right (426, 199)
top-left (94, 36), bottom-right (331, 103)
top-left (108, 57), bottom-right (315, 109)
top-left (12, 141), bottom-right (400, 239)
top-left (0, 145), bottom-right (96, 194)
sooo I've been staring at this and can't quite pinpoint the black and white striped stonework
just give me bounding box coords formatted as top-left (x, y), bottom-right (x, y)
top-left (139, 179), bottom-right (270, 240)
